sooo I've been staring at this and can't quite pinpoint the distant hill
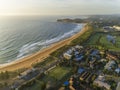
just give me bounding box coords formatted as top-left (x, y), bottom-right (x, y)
top-left (57, 18), bottom-right (87, 23)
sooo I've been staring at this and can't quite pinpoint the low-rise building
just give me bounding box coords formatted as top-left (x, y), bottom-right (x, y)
top-left (116, 82), bottom-right (120, 90)
top-left (104, 60), bottom-right (116, 70)
top-left (75, 45), bottom-right (83, 49)
top-left (113, 25), bottom-right (120, 31)
top-left (79, 71), bottom-right (95, 83)
top-left (63, 53), bottom-right (72, 60)
top-left (107, 53), bottom-right (118, 60)
top-left (18, 68), bottom-right (39, 80)
top-left (93, 75), bottom-right (111, 90)
top-left (115, 68), bottom-right (120, 74)
top-left (78, 68), bottom-right (85, 74)
top-left (63, 45), bottom-right (83, 60)
top-left (74, 54), bottom-right (84, 61)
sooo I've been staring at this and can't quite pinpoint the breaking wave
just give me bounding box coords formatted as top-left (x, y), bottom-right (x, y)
top-left (17, 24), bottom-right (83, 59)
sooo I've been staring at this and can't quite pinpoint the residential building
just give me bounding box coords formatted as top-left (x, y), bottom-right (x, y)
top-left (115, 68), bottom-right (120, 74)
top-left (63, 53), bottom-right (72, 60)
top-left (104, 60), bottom-right (116, 70)
top-left (93, 75), bottom-right (111, 90)
top-left (116, 82), bottom-right (120, 90)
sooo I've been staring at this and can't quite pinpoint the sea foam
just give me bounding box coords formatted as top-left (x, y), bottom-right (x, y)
top-left (17, 24), bottom-right (84, 59)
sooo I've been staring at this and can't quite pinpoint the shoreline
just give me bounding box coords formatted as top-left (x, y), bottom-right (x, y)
top-left (0, 24), bottom-right (88, 72)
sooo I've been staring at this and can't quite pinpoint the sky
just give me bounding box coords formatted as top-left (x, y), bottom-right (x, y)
top-left (0, 0), bottom-right (120, 16)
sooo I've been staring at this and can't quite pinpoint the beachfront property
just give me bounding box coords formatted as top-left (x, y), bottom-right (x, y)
top-left (11, 68), bottom-right (40, 89)
top-left (18, 68), bottom-right (39, 80)
top-left (9, 45), bottom-right (120, 90)
top-left (10, 45), bottom-right (120, 90)
top-left (63, 53), bottom-right (72, 60)
top-left (63, 45), bottom-right (83, 60)
top-left (93, 75), bottom-right (111, 90)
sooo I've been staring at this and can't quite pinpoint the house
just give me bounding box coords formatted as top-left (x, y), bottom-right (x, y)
top-left (78, 68), bottom-right (85, 74)
top-left (104, 60), bottom-right (116, 70)
top-left (116, 82), bottom-right (120, 90)
top-left (113, 25), bottom-right (120, 31)
top-left (74, 54), bottom-right (84, 61)
top-left (94, 80), bottom-right (111, 90)
top-left (63, 53), bottom-right (72, 60)
top-left (100, 51), bottom-right (105, 55)
top-left (107, 53), bottom-right (118, 60)
top-left (18, 68), bottom-right (39, 80)
top-left (115, 68), bottom-right (120, 74)
top-left (103, 26), bottom-right (114, 32)
top-left (93, 75), bottom-right (111, 90)
top-left (90, 49), bottom-right (101, 60)
top-left (74, 51), bottom-right (79, 56)
top-left (75, 45), bottom-right (83, 49)
top-left (11, 79), bottom-right (24, 90)
top-left (90, 49), bottom-right (99, 56)
top-left (63, 45), bottom-right (83, 60)
top-left (66, 49), bottom-right (73, 55)
top-left (89, 60), bottom-right (96, 69)
top-left (100, 59), bottom-right (107, 62)
top-left (80, 72), bottom-right (88, 81)
top-left (79, 72), bottom-right (95, 83)
top-left (63, 48), bottom-right (73, 60)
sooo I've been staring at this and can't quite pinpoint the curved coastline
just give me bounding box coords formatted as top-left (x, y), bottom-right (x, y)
top-left (0, 24), bottom-right (88, 72)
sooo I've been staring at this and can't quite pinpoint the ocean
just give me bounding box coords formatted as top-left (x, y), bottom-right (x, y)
top-left (0, 16), bottom-right (84, 64)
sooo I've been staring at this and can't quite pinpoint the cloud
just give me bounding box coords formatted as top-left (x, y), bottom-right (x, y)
top-left (0, 0), bottom-right (120, 15)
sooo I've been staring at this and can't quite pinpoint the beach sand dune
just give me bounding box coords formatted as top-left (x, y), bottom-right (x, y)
top-left (0, 25), bottom-right (88, 72)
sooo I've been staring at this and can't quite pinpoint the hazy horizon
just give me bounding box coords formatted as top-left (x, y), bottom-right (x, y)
top-left (0, 0), bottom-right (120, 16)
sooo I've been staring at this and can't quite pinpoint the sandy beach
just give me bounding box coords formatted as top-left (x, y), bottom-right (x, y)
top-left (0, 24), bottom-right (88, 72)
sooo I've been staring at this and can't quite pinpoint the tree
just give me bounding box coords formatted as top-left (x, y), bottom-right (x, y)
top-left (4, 71), bottom-right (9, 79)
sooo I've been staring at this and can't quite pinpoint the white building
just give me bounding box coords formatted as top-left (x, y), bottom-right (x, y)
top-left (94, 75), bottom-right (111, 90)
top-left (63, 45), bottom-right (83, 60)
top-left (63, 53), bottom-right (72, 60)
top-left (104, 61), bottom-right (116, 70)
top-left (75, 45), bottom-right (83, 49)
top-left (113, 26), bottom-right (120, 31)
top-left (116, 82), bottom-right (120, 90)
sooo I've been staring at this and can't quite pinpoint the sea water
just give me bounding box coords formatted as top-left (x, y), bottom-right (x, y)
top-left (0, 15), bottom-right (84, 64)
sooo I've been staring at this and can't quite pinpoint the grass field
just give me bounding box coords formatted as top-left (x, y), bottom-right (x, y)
top-left (24, 66), bottom-right (71, 90)
top-left (47, 66), bottom-right (71, 80)
top-left (85, 32), bottom-right (120, 51)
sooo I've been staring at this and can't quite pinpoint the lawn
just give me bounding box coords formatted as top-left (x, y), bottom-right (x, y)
top-left (85, 32), bottom-right (120, 51)
top-left (48, 66), bottom-right (71, 80)
top-left (85, 32), bottom-right (103, 45)
top-left (24, 66), bottom-right (72, 90)
top-left (23, 80), bottom-right (45, 90)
